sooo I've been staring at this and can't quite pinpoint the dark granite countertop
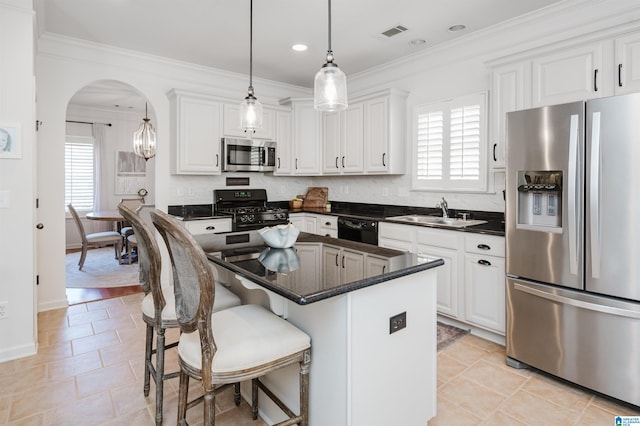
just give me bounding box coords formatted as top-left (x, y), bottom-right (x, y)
top-left (195, 231), bottom-right (443, 305)
top-left (280, 201), bottom-right (505, 236)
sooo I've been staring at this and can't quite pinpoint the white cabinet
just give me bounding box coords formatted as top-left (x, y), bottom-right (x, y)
top-left (378, 221), bottom-right (506, 335)
top-left (322, 244), bottom-right (364, 286)
top-left (365, 254), bottom-right (389, 278)
top-left (322, 105), bottom-right (364, 174)
top-left (317, 215), bottom-right (338, 238)
top-left (274, 109), bottom-right (293, 175)
top-left (183, 218), bottom-right (232, 235)
top-left (281, 98), bottom-right (322, 175)
top-left (463, 234), bottom-right (505, 334)
top-left (416, 227), bottom-right (461, 318)
top-left (490, 62), bottom-right (530, 169)
top-left (289, 213), bottom-right (318, 233)
top-left (614, 31), bottom-right (640, 94)
top-left (222, 104), bottom-right (276, 140)
top-left (362, 89), bottom-right (408, 174)
top-left (168, 89), bottom-right (223, 175)
top-left (531, 41), bottom-right (608, 107)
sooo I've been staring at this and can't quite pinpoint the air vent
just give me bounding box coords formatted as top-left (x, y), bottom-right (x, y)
top-left (381, 25), bottom-right (408, 38)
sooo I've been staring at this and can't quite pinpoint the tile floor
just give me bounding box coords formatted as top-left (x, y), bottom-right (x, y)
top-left (0, 293), bottom-right (638, 425)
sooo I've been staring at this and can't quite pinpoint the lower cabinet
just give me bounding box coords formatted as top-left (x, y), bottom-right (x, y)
top-left (322, 245), bottom-right (364, 287)
top-left (183, 218), bottom-right (232, 235)
top-left (289, 213), bottom-right (318, 233)
top-left (379, 222), bottom-right (506, 335)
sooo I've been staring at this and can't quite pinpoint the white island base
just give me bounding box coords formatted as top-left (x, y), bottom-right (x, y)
top-left (230, 268), bottom-right (438, 426)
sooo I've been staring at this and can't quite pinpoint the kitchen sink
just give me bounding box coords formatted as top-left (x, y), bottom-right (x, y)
top-left (386, 215), bottom-right (487, 228)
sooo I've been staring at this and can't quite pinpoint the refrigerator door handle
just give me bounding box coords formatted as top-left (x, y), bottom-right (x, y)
top-left (589, 112), bottom-right (601, 278)
top-left (568, 114), bottom-right (579, 275)
top-left (513, 283), bottom-right (640, 319)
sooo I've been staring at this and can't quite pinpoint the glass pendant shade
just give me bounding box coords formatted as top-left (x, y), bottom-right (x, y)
top-left (314, 62), bottom-right (348, 111)
top-left (314, 0), bottom-right (347, 111)
top-left (240, 91), bottom-right (263, 133)
top-left (133, 104), bottom-right (156, 161)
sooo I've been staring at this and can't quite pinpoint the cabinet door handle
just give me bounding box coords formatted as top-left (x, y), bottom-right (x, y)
top-left (295, 158), bottom-right (298, 170)
top-left (382, 153), bottom-right (386, 167)
top-left (216, 154), bottom-right (219, 167)
top-left (342, 255), bottom-right (345, 268)
top-left (206, 226), bottom-right (216, 230)
top-left (325, 221), bottom-right (332, 226)
top-left (277, 157), bottom-right (281, 169)
top-left (335, 254), bottom-right (339, 267)
top-left (477, 244), bottom-right (491, 250)
top-left (335, 157), bottom-right (339, 168)
top-left (342, 156), bottom-right (345, 168)
top-left (594, 68), bottom-right (598, 92)
top-left (619, 63), bottom-right (623, 87)
top-left (382, 265), bottom-right (386, 274)
top-left (478, 259), bottom-right (492, 266)
top-left (493, 143), bottom-right (497, 162)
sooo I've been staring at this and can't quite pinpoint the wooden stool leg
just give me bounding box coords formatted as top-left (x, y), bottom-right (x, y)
top-left (143, 324), bottom-right (153, 397)
top-left (300, 349), bottom-right (311, 426)
top-left (177, 370), bottom-right (189, 426)
top-left (154, 328), bottom-right (166, 425)
top-left (252, 378), bottom-right (259, 420)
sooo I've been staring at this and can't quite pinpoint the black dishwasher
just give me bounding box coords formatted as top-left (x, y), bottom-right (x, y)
top-left (337, 217), bottom-right (378, 246)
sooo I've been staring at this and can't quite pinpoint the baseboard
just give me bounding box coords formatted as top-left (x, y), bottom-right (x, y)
top-left (38, 297), bottom-right (69, 312)
top-left (0, 342), bottom-right (37, 363)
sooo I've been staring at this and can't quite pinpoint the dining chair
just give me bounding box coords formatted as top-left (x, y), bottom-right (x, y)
top-left (67, 204), bottom-right (122, 270)
top-left (118, 204), bottom-right (242, 425)
top-left (119, 197), bottom-right (144, 258)
top-left (150, 209), bottom-right (311, 426)
top-left (121, 203), bottom-right (154, 265)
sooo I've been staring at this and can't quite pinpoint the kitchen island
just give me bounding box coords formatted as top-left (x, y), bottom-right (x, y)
top-left (195, 231), bottom-right (443, 426)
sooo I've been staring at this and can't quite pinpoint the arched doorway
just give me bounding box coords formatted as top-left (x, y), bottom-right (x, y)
top-left (63, 80), bottom-right (156, 304)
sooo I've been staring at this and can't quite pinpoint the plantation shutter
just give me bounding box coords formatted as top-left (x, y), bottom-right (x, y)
top-left (65, 137), bottom-right (95, 210)
top-left (416, 110), bottom-right (444, 180)
top-left (449, 104), bottom-right (481, 180)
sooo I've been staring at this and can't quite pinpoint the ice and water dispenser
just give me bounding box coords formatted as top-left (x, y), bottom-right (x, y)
top-left (516, 171), bottom-right (562, 232)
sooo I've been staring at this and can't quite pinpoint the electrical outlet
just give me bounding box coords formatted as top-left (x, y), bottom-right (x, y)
top-left (389, 311), bottom-right (406, 334)
top-left (0, 302), bottom-right (8, 319)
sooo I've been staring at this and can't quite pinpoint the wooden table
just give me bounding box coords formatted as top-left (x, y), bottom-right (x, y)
top-left (86, 210), bottom-right (137, 264)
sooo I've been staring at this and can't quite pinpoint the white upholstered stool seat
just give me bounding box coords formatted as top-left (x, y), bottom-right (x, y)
top-left (178, 304), bottom-right (311, 377)
top-left (141, 284), bottom-right (241, 323)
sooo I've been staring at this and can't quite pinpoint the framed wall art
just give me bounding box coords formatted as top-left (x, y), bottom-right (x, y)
top-left (115, 150), bottom-right (147, 194)
top-left (0, 123), bottom-right (21, 159)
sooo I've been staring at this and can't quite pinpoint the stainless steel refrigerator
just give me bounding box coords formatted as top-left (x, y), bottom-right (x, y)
top-left (506, 92), bottom-right (640, 407)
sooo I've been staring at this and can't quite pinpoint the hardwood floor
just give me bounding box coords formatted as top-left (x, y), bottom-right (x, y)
top-left (66, 285), bottom-right (142, 305)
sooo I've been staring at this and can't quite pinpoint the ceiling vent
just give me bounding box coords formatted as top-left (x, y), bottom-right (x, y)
top-left (381, 25), bottom-right (408, 38)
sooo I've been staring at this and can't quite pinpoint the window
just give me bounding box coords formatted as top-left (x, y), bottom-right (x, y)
top-left (412, 92), bottom-right (487, 192)
top-left (65, 136), bottom-right (95, 210)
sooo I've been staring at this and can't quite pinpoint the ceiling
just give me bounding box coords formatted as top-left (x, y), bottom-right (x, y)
top-left (40, 0), bottom-right (565, 110)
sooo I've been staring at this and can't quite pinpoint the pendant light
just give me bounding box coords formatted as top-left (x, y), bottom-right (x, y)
top-left (239, 0), bottom-right (263, 133)
top-left (132, 102), bottom-right (156, 161)
top-left (314, 0), bottom-right (347, 111)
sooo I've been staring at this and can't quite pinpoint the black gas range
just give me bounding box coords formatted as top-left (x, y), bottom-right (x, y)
top-left (214, 189), bottom-right (289, 231)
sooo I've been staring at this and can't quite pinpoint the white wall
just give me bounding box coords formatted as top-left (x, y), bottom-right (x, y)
top-left (0, 0), bottom-right (37, 361)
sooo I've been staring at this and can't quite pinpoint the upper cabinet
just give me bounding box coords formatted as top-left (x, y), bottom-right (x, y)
top-left (273, 109), bottom-right (293, 175)
top-left (531, 41), bottom-right (608, 107)
top-left (490, 62), bottom-right (530, 169)
top-left (489, 28), bottom-right (640, 169)
top-left (615, 31), bottom-right (640, 94)
top-left (168, 89), bottom-right (223, 175)
top-left (322, 104), bottom-right (364, 174)
top-left (279, 98), bottom-right (322, 175)
top-left (362, 89), bottom-right (408, 174)
top-left (223, 104), bottom-right (276, 140)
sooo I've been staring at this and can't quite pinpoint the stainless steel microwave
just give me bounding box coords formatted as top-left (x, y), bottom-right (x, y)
top-left (221, 138), bottom-right (276, 172)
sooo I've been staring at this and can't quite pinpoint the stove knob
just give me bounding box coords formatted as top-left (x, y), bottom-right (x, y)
top-left (248, 214), bottom-right (255, 222)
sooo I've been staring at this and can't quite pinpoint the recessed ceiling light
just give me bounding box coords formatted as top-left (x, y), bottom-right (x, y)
top-left (292, 44), bottom-right (308, 52)
top-left (410, 39), bottom-right (426, 45)
top-left (448, 24), bottom-right (466, 32)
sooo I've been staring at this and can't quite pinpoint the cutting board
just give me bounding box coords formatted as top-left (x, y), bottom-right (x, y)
top-left (302, 187), bottom-right (328, 208)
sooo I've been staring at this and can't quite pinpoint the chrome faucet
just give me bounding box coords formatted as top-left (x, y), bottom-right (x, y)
top-left (436, 197), bottom-right (449, 218)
